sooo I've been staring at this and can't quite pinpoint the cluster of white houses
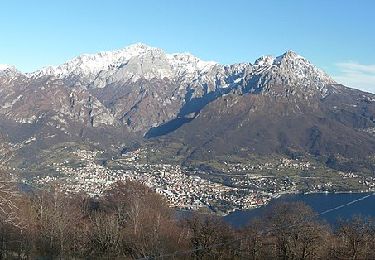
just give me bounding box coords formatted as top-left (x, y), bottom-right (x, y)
top-left (35, 149), bottom-right (272, 213)
top-left (34, 148), bottom-right (375, 213)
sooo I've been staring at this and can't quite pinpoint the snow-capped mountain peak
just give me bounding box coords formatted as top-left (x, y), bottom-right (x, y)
top-left (29, 43), bottom-right (218, 87)
top-left (252, 51), bottom-right (334, 85)
top-left (25, 45), bottom-right (334, 95)
top-left (0, 64), bottom-right (21, 78)
top-left (278, 50), bottom-right (302, 59)
top-left (273, 50), bottom-right (335, 84)
top-left (0, 64), bottom-right (16, 71)
top-left (29, 43), bottom-right (159, 78)
top-left (254, 55), bottom-right (275, 66)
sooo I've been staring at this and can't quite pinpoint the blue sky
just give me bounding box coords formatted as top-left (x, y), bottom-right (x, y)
top-left (1, 0), bottom-right (375, 92)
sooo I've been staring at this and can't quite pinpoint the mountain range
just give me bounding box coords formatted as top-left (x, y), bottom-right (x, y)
top-left (1, 43), bottom-right (375, 174)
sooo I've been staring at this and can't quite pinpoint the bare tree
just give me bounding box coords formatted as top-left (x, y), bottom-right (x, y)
top-left (101, 181), bottom-right (188, 258)
top-left (239, 217), bottom-right (272, 260)
top-left (0, 171), bottom-right (24, 229)
top-left (0, 172), bottom-right (27, 259)
top-left (332, 216), bottom-right (375, 260)
top-left (185, 214), bottom-right (236, 259)
top-left (27, 188), bottom-right (86, 258)
top-left (262, 201), bottom-right (331, 260)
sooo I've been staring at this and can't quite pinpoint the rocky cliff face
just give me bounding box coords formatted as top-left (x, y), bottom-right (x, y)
top-left (0, 74), bottom-right (115, 128)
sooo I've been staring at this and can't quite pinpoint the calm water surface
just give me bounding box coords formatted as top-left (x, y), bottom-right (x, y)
top-left (224, 192), bottom-right (375, 228)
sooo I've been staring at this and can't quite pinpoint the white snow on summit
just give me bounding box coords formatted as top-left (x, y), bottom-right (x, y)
top-left (274, 50), bottom-right (335, 84)
top-left (30, 43), bottom-right (156, 78)
top-left (252, 50), bottom-right (335, 86)
top-left (24, 44), bottom-right (334, 94)
top-left (254, 55), bottom-right (275, 66)
top-left (0, 64), bottom-right (20, 78)
top-left (29, 43), bottom-right (218, 84)
top-left (0, 64), bottom-right (16, 71)
top-left (167, 53), bottom-right (217, 74)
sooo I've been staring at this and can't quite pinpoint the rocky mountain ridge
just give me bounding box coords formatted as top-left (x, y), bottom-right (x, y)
top-left (0, 44), bottom-right (338, 132)
top-left (1, 44), bottom-right (375, 173)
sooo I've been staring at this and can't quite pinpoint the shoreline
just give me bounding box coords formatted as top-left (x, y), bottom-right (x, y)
top-left (175, 189), bottom-right (375, 217)
top-left (226, 189), bottom-right (375, 216)
top-left (223, 191), bottom-right (375, 228)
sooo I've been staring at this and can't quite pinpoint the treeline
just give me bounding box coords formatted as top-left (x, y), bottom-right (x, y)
top-left (0, 180), bottom-right (374, 259)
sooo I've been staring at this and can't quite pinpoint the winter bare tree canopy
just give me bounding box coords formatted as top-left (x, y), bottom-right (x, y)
top-left (0, 179), bottom-right (373, 259)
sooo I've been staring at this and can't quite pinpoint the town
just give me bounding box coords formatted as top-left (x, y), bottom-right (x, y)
top-left (33, 148), bottom-right (273, 213)
top-left (32, 147), bottom-right (375, 214)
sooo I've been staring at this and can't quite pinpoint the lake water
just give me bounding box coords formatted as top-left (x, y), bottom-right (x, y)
top-left (224, 192), bottom-right (375, 228)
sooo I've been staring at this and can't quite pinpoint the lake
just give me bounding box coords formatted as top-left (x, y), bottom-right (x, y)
top-left (224, 192), bottom-right (375, 228)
